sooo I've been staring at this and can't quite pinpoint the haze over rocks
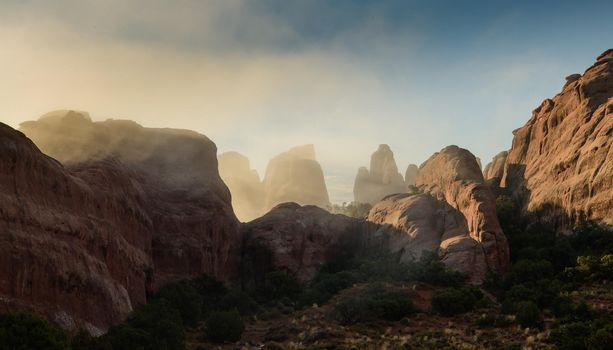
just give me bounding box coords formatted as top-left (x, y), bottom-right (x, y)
top-left (353, 144), bottom-right (408, 205)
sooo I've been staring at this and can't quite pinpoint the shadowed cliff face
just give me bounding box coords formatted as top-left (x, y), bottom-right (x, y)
top-left (2, 112), bottom-right (241, 332)
top-left (501, 49), bottom-right (613, 227)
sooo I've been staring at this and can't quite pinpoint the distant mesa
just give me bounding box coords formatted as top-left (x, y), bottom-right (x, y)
top-left (262, 144), bottom-right (330, 211)
top-left (353, 144), bottom-right (408, 204)
top-left (404, 163), bottom-right (419, 187)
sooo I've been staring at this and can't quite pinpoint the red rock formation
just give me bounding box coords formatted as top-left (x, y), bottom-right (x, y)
top-left (483, 151), bottom-right (508, 187)
top-left (501, 50), bottom-right (613, 226)
top-left (1, 112), bottom-right (241, 332)
top-left (404, 164), bottom-right (419, 187)
top-left (368, 146), bottom-right (509, 282)
top-left (241, 203), bottom-right (365, 284)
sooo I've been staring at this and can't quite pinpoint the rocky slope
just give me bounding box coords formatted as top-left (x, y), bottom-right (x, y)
top-left (368, 146), bottom-right (509, 282)
top-left (353, 144), bottom-right (407, 204)
top-left (262, 145), bottom-right (330, 211)
top-left (218, 151), bottom-right (264, 222)
top-left (501, 49), bottom-right (613, 226)
top-left (2, 111), bottom-right (241, 332)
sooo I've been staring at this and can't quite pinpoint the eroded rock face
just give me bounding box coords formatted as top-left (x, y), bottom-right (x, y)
top-left (241, 203), bottom-right (366, 284)
top-left (262, 145), bottom-right (330, 211)
top-left (501, 50), bottom-right (613, 226)
top-left (353, 144), bottom-right (407, 204)
top-left (368, 146), bottom-right (509, 282)
top-left (218, 151), bottom-right (265, 222)
top-left (483, 151), bottom-right (508, 187)
top-left (3, 111), bottom-right (241, 331)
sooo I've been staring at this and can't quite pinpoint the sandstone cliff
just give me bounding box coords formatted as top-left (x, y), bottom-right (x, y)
top-left (483, 151), bottom-right (508, 187)
top-left (501, 49), bottom-right (613, 226)
top-left (368, 146), bottom-right (509, 282)
top-left (353, 144), bottom-right (407, 204)
top-left (3, 111), bottom-right (241, 332)
top-left (218, 151), bottom-right (265, 222)
top-left (262, 145), bottom-right (330, 211)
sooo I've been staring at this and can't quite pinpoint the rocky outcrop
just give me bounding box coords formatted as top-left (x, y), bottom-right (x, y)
top-left (501, 50), bottom-right (613, 226)
top-left (218, 152), bottom-right (265, 222)
top-left (353, 144), bottom-right (407, 204)
top-left (262, 145), bottom-right (330, 211)
top-left (3, 111), bottom-right (241, 332)
top-left (404, 164), bottom-right (419, 187)
top-left (241, 203), bottom-right (367, 284)
top-left (368, 146), bottom-right (509, 282)
top-left (483, 151), bottom-right (508, 187)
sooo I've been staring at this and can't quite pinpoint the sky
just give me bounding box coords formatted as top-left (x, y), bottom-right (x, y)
top-left (1, 0), bottom-right (611, 203)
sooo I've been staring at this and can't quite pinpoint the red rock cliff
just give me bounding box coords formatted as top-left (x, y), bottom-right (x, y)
top-left (501, 49), bottom-right (613, 226)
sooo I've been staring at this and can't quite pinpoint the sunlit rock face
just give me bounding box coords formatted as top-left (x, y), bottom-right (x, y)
top-left (404, 164), bottom-right (419, 187)
top-left (262, 144), bottom-right (330, 211)
top-left (483, 151), bottom-right (508, 187)
top-left (368, 146), bottom-right (510, 283)
top-left (218, 151), bottom-right (265, 222)
top-left (501, 49), bottom-right (613, 227)
top-left (353, 144), bottom-right (407, 205)
top-left (7, 112), bottom-right (241, 332)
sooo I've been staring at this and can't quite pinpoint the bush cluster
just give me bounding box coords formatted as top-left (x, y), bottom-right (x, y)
top-left (431, 287), bottom-right (483, 315)
top-left (333, 284), bottom-right (415, 325)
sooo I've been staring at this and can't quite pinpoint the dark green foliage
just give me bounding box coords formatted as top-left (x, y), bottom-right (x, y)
top-left (514, 301), bottom-right (543, 329)
top-left (333, 285), bottom-right (415, 324)
top-left (406, 251), bottom-right (467, 287)
top-left (154, 281), bottom-right (203, 327)
top-left (431, 287), bottom-right (480, 315)
top-left (71, 331), bottom-right (113, 350)
top-left (103, 300), bottom-right (185, 350)
top-left (255, 271), bottom-right (302, 305)
top-left (0, 312), bottom-right (70, 350)
top-left (550, 321), bottom-right (592, 350)
top-left (190, 274), bottom-right (229, 315)
top-left (205, 310), bottom-right (245, 343)
top-left (220, 289), bottom-right (259, 315)
top-left (298, 271), bottom-right (357, 307)
top-left (586, 324), bottom-right (613, 350)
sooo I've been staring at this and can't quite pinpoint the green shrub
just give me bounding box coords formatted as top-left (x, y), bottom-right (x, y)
top-left (514, 301), bottom-right (542, 329)
top-left (587, 324), bottom-right (613, 350)
top-left (0, 312), bottom-right (70, 350)
top-left (255, 271), bottom-right (302, 305)
top-left (190, 274), bottom-right (229, 315)
top-left (406, 252), bottom-right (467, 287)
top-left (333, 285), bottom-right (415, 325)
top-left (219, 289), bottom-right (259, 315)
top-left (431, 287), bottom-right (479, 315)
top-left (205, 310), bottom-right (245, 343)
top-left (155, 281), bottom-right (203, 327)
top-left (550, 322), bottom-right (592, 350)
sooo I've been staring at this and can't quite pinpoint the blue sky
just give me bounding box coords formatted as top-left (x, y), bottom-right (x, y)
top-left (1, 0), bottom-right (611, 202)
